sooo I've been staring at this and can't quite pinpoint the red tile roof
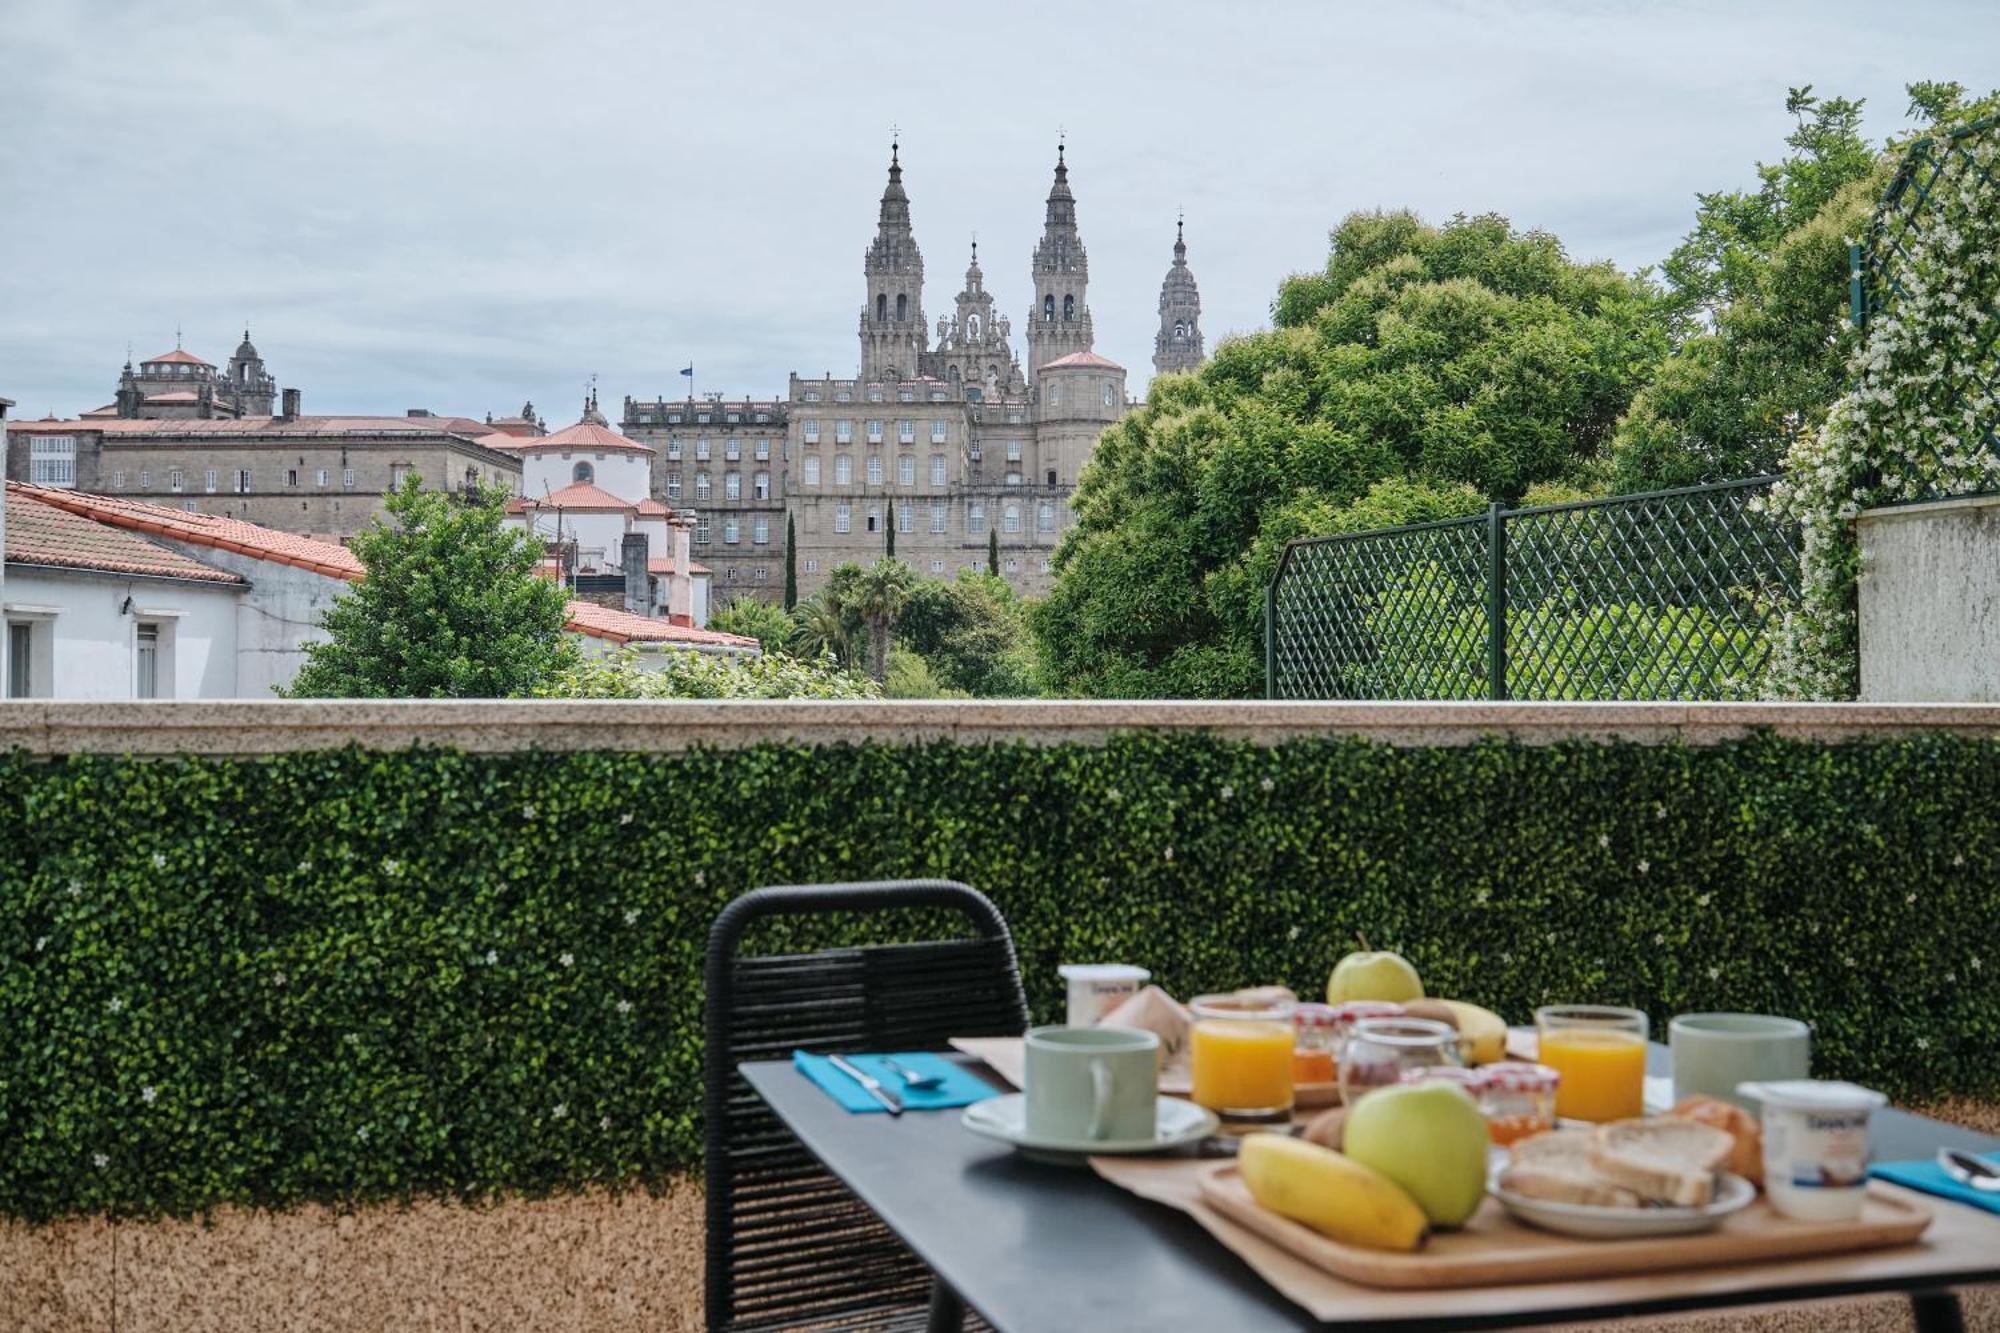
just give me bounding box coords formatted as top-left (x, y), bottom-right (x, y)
top-left (564, 600), bottom-right (757, 648)
top-left (4, 484), bottom-right (248, 586)
top-left (634, 498), bottom-right (671, 516)
top-left (647, 556), bottom-right (712, 576)
top-left (511, 481), bottom-right (636, 512)
top-left (529, 419), bottom-right (655, 455)
top-left (143, 348), bottom-right (212, 367)
top-left (4, 415), bottom-right (505, 445)
top-left (1042, 350), bottom-right (1124, 371)
top-left (143, 391), bottom-right (201, 404)
top-left (13, 483), bottom-right (367, 580)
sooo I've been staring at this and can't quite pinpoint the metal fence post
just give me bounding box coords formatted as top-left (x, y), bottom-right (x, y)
top-left (1849, 241), bottom-right (1866, 330)
top-left (1486, 502), bottom-right (1508, 700)
top-left (1264, 581), bottom-right (1278, 699)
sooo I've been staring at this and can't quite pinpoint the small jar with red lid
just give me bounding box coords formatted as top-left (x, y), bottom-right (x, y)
top-left (1398, 1064), bottom-right (1492, 1096)
top-left (1479, 1061), bottom-right (1562, 1145)
top-left (1292, 1003), bottom-right (1341, 1085)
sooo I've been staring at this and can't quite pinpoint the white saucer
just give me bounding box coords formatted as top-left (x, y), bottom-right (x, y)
top-left (1490, 1169), bottom-right (1756, 1238)
top-left (960, 1094), bottom-right (1218, 1164)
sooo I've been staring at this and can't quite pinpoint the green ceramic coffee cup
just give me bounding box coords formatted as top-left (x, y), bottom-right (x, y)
top-left (1023, 1025), bottom-right (1159, 1143)
top-left (1670, 1012), bottom-right (1810, 1112)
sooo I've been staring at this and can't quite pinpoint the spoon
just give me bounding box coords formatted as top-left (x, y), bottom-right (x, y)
top-left (882, 1057), bottom-right (944, 1091)
top-left (1936, 1148), bottom-right (2000, 1192)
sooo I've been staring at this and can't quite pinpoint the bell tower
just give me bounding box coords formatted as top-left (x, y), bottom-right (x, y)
top-left (1152, 216), bottom-right (1204, 377)
top-left (1025, 139), bottom-right (1094, 388)
top-left (858, 139), bottom-right (927, 383)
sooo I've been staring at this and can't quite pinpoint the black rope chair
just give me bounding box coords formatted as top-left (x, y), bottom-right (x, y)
top-left (704, 880), bottom-right (1030, 1332)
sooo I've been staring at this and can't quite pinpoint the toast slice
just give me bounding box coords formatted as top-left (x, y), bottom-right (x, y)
top-left (1499, 1131), bottom-right (1645, 1208)
top-left (1589, 1118), bottom-right (1735, 1207)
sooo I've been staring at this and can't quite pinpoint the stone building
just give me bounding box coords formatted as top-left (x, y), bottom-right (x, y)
top-left (4, 406), bottom-right (524, 541)
top-left (91, 333), bottom-right (279, 420)
top-left (624, 141), bottom-right (1204, 604)
top-left (1154, 218), bottom-right (1204, 377)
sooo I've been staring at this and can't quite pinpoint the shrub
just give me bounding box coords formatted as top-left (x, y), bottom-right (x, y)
top-left (1, 732), bottom-right (1994, 1220)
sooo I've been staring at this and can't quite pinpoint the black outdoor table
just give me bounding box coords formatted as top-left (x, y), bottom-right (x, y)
top-left (740, 1046), bottom-right (2000, 1332)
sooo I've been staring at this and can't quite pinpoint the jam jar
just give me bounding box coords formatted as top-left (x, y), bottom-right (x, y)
top-left (1338, 1017), bottom-right (1461, 1105)
top-left (1479, 1061), bottom-right (1561, 1145)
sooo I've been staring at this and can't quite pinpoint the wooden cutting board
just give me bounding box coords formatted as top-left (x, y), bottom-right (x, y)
top-left (1196, 1163), bottom-right (1932, 1290)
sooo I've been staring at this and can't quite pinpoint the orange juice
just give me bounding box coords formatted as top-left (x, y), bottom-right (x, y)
top-left (1540, 1029), bottom-right (1646, 1121)
top-left (1190, 1019), bottom-right (1296, 1116)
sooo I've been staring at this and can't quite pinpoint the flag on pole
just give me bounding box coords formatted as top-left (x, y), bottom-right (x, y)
top-left (679, 364), bottom-right (694, 378)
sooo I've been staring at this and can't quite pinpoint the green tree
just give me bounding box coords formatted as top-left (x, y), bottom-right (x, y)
top-left (788, 591), bottom-right (858, 667)
top-left (283, 478), bottom-right (575, 698)
top-left (896, 570), bottom-right (1039, 696)
top-left (709, 597), bottom-right (794, 655)
top-left (830, 558), bottom-right (915, 682)
top-left (986, 528), bottom-right (999, 576)
top-left (1035, 210), bottom-right (1666, 698)
top-left (886, 512), bottom-right (896, 558)
top-left (783, 514), bottom-right (798, 610)
top-left (538, 646), bottom-right (877, 699)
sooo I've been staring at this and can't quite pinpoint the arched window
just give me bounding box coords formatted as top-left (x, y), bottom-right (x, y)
top-left (1043, 294), bottom-right (1055, 322)
top-left (1046, 469), bottom-right (1057, 486)
top-left (876, 293), bottom-right (887, 321)
top-left (1063, 294), bottom-right (1075, 321)
top-left (896, 293), bottom-right (908, 322)
top-left (1103, 383), bottom-right (1115, 407)
top-left (572, 461), bottom-right (594, 484)
top-left (1003, 504), bottom-right (1022, 533)
top-left (1173, 320), bottom-right (1188, 342)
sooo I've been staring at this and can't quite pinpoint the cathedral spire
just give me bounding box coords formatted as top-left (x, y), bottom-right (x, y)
top-left (860, 137), bottom-right (927, 381)
top-left (1153, 213), bottom-right (1204, 377)
top-left (1027, 136), bottom-right (1091, 384)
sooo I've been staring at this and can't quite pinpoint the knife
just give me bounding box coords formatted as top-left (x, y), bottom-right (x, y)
top-left (827, 1054), bottom-right (903, 1115)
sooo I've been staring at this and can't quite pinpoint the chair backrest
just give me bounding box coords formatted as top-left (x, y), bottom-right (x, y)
top-left (703, 880), bottom-right (1029, 1332)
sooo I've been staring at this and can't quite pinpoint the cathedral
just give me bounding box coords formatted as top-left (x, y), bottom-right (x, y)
top-left (620, 140), bottom-right (1207, 601)
top-left (95, 331), bottom-right (278, 420)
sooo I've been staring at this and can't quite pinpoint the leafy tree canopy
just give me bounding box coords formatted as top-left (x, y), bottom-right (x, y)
top-left (709, 597), bottom-right (795, 656)
top-left (283, 479), bottom-right (575, 698)
top-left (1034, 210), bottom-right (1665, 698)
top-left (896, 570), bottom-right (1039, 697)
top-left (537, 646), bottom-right (878, 699)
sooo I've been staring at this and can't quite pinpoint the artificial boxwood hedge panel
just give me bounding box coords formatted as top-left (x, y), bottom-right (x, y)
top-left (0, 733), bottom-right (1995, 1221)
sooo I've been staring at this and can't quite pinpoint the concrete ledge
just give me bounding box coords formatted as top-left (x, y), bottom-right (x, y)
top-left (1, 699), bottom-right (1999, 755)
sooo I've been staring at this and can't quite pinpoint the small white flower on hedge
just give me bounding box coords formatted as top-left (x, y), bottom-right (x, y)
top-left (622, 908), bottom-right (640, 926)
top-left (151, 852), bottom-right (167, 869)
top-left (1105, 788), bottom-right (1122, 803)
top-left (140, 1085), bottom-right (157, 1104)
top-left (272, 972), bottom-right (287, 987)
top-left (1917, 1037), bottom-right (1931, 1050)
top-left (559, 952), bottom-right (574, 968)
top-left (1707, 966), bottom-right (1721, 980)
top-left (297, 860), bottom-right (312, 874)
top-left (1696, 892), bottom-right (1712, 907)
top-left (381, 858), bottom-right (401, 876)
top-left (1286, 925), bottom-right (1301, 941)
top-left (1974, 957), bottom-right (1985, 971)
top-left (107, 997), bottom-right (124, 1013)
top-left (1596, 834), bottom-right (1610, 849)
top-left (344, 1033), bottom-right (360, 1046)
top-left (600, 1115), bottom-right (613, 1131)
top-left (1162, 846), bottom-right (1174, 863)
top-left (356, 1126), bottom-right (370, 1142)
top-left (522, 804), bottom-right (538, 821)
top-left (1906, 892), bottom-right (1918, 904)
top-left (35, 936), bottom-right (48, 952)
top-left (616, 999), bottom-right (633, 1015)
top-left (1636, 860), bottom-right (1650, 874)
top-left (67, 880), bottom-right (83, 898)
top-left (619, 812), bottom-right (634, 826)
top-left (552, 1102), bottom-right (569, 1119)
top-left (1259, 778), bottom-right (1275, 793)
top-left (1653, 933), bottom-right (1665, 946)
top-left (92, 1153), bottom-right (108, 1169)
top-left (485, 949), bottom-right (499, 966)
top-left (1654, 804), bottom-right (1666, 821)
top-left (1219, 785), bottom-right (1234, 801)
top-left (1953, 853), bottom-right (1966, 867)
top-left (693, 870), bottom-right (706, 886)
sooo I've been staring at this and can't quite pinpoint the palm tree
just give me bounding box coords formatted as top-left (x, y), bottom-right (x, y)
top-left (788, 592), bottom-right (854, 667)
top-left (844, 558), bottom-right (915, 682)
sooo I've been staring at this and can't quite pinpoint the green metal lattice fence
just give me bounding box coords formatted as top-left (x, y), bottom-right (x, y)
top-left (1266, 477), bottom-right (1800, 700)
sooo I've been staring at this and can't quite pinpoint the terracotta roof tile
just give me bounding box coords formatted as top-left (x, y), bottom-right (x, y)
top-left (563, 600), bottom-right (757, 648)
top-left (647, 556), bottom-right (712, 576)
top-left (513, 482), bottom-right (635, 512)
top-left (143, 348), bottom-right (212, 367)
top-left (11, 484), bottom-right (365, 580)
top-left (529, 419), bottom-right (654, 455)
top-left (1042, 350), bottom-right (1124, 371)
top-left (4, 415), bottom-right (508, 447)
top-left (4, 484), bottom-right (247, 586)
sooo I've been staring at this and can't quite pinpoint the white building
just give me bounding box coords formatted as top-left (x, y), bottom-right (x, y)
top-left (3, 482), bottom-right (755, 699)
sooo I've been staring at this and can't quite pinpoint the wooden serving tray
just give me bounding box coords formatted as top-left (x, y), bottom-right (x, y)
top-left (1196, 1164), bottom-right (1932, 1291)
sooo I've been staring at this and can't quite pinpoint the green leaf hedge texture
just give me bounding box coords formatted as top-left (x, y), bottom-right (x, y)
top-left (2, 733), bottom-right (1995, 1222)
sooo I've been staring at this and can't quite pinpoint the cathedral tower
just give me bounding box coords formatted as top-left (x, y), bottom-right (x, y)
top-left (933, 239), bottom-right (1023, 399)
top-left (858, 140), bottom-right (928, 382)
top-left (228, 328), bottom-right (277, 415)
top-left (1025, 141), bottom-right (1093, 388)
top-left (1152, 217), bottom-right (1204, 377)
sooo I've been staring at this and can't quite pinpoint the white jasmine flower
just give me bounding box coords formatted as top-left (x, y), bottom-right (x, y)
top-left (297, 860), bottom-right (313, 874)
top-left (1916, 1037), bottom-right (1930, 1050)
top-left (272, 971), bottom-right (287, 987)
top-left (1259, 778), bottom-right (1275, 793)
top-left (1695, 892), bottom-right (1712, 908)
top-left (1162, 846), bottom-right (1174, 863)
top-left (615, 999), bottom-right (633, 1015)
top-left (1652, 933), bottom-right (1665, 946)
top-left (107, 996), bottom-right (124, 1013)
top-left (485, 949), bottom-right (499, 966)
top-left (1596, 834), bottom-right (1610, 849)
top-left (1953, 853), bottom-right (1966, 867)
top-left (1105, 788), bottom-right (1122, 803)
top-left (140, 1085), bottom-right (157, 1104)
top-left (1219, 785), bottom-right (1234, 801)
top-left (693, 870), bottom-right (706, 886)
top-left (356, 1125), bottom-right (371, 1142)
top-left (151, 852), bottom-right (167, 869)
top-left (1707, 965), bottom-right (1720, 980)
top-left (622, 908), bottom-right (640, 926)
top-left (1636, 860), bottom-right (1650, 874)
top-left (559, 952), bottom-right (574, 968)
top-left (1286, 925), bottom-right (1301, 942)
top-left (552, 1102), bottom-right (568, 1120)
top-left (1905, 892), bottom-right (1918, 905)
top-left (67, 880), bottom-right (83, 898)
top-left (619, 812), bottom-right (634, 826)
top-left (381, 858), bottom-right (401, 876)
top-left (522, 805), bottom-right (538, 821)
top-left (92, 1153), bottom-right (109, 1169)
top-left (1654, 803), bottom-right (1666, 821)
top-left (344, 1032), bottom-right (361, 1046)
top-left (34, 936), bottom-right (48, 952)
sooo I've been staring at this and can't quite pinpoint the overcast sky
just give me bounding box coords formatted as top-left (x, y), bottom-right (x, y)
top-left (3, 0), bottom-right (1996, 423)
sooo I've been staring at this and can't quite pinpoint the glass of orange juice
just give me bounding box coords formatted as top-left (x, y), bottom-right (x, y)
top-left (1189, 994), bottom-right (1297, 1129)
top-left (1536, 1005), bottom-right (1648, 1122)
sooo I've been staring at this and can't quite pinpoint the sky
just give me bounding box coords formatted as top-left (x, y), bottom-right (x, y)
top-left (3, 0), bottom-right (1997, 423)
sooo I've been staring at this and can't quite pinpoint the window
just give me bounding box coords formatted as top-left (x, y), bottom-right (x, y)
top-left (803, 456), bottom-right (821, 486)
top-left (753, 517), bottom-right (770, 545)
top-left (753, 566), bottom-right (767, 582)
top-left (724, 473), bottom-right (741, 500)
top-left (170, 470), bottom-right (186, 493)
top-left (834, 504), bottom-right (851, 534)
top-left (968, 501), bottom-right (986, 532)
top-left (876, 292), bottom-right (887, 321)
top-left (1006, 440), bottom-right (1022, 462)
top-left (835, 419), bottom-right (853, 444)
top-left (930, 559), bottom-right (945, 573)
top-left (1050, 384), bottom-right (1061, 407)
top-left (897, 455), bottom-right (915, 486)
top-left (866, 455), bottom-right (883, 486)
top-left (803, 420), bottom-right (821, 443)
top-left (236, 468), bottom-right (255, 491)
top-left (931, 419), bottom-right (947, 444)
top-left (695, 472), bottom-right (712, 500)
top-left (866, 507), bottom-right (881, 533)
top-left (836, 388), bottom-right (852, 402)
top-left (898, 387), bottom-right (914, 403)
top-left (27, 436), bottom-right (75, 487)
top-left (112, 470), bottom-right (126, 489)
top-left (930, 454), bottom-right (947, 486)
top-left (1104, 383), bottom-right (1116, 407)
top-left (806, 558), bottom-right (820, 573)
top-left (1063, 294), bottom-right (1075, 320)
top-left (1037, 502), bottom-right (1056, 532)
top-left (723, 518), bottom-right (740, 544)
top-left (1043, 294), bottom-right (1055, 322)
top-left (666, 471), bottom-right (682, 499)
top-left (1047, 469), bottom-right (1058, 486)
top-left (866, 420), bottom-right (883, 444)
top-left (929, 501), bottom-right (947, 533)
top-left (696, 437), bottom-right (711, 460)
top-left (1004, 557), bottom-right (1020, 573)
top-left (1006, 471), bottom-right (1022, 486)
top-left (756, 438), bottom-right (770, 460)
top-left (573, 461), bottom-right (594, 484)
top-left (134, 623), bottom-right (162, 699)
top-left (898, 420), bottom-right (914, 443)
top-left (139, 470), bottom-right (150, 488)
top-left (668, 438), bottom-right (683, 459)
top-left (725, 438), bottom-right (740, 461)
top-left (317, 469), bottom-right (329, 488)
top-left (1004, 504), bottom-right (1022, 533)
top-left (7, 623), bottom-right (32, 698)
top-left (695, 515), bottom-right (711, 544)
top-left (726, 412), bottom-right (740, 425)
top-left (804, 389), bottom-right (823, 402)
top-left (868, 386), bottom-right (884, 402)
top-left (203, 469), bottom-right (216, 493)
top-left (343, 469), bottom-right (356, 490)
top-left (752, 470), bottom-right (770, 500)
top-left (834, 455), bottom-right (852, 485)
top-left (388, 464), bottom-right (410, 490)
top-left (287, 468), bottom-right (299, 487)
top-left (897, 503), bottom-right (912, 533)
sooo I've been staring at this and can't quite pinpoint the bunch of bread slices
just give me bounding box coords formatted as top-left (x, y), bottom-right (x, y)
top-left (1498, 1096), bottom-right (1763, 1209)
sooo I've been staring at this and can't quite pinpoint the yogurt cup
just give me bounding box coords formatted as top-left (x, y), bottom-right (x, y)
top-left (1738, 1079), bottom-right (1888, 1221)
top-left (1057, 964), bottom-right (1151, 1027)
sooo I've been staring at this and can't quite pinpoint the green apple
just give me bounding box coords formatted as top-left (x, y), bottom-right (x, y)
top-left (1342, 1080), bottom-right (1490, 1227)
top-left (1326, 950), bottom-right (1424, 1005)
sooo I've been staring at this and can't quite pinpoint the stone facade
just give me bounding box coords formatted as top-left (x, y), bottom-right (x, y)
top-left (3, 413), bottom-right (523, 540)
top-left (98, 334), bottom-right (278, 421)
top-left (1154, 218), bottom-right (1204, 376)
top-left (624, 141), bottom-right (1203, 604)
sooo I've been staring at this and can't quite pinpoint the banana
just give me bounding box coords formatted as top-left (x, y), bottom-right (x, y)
top-left (1438, 999), bottom-right (1508, 1064)
top-left (1238, 1132), bottom-right (1430, 1252)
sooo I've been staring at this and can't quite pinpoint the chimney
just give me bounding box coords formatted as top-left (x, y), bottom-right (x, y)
top-left (279, 388), bottom-right (300, 421)
top-left (621, 531), bottom-right (650, 616)
top-left (668, 513), bottom-right (695, 623)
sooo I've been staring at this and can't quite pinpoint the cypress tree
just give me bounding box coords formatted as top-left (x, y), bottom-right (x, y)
top-left (986, 528), bottom-right (999, 576)
top-left (886, 512), bottom-right (896, 558)
top-left (783, 514), bottom-right (798, 610)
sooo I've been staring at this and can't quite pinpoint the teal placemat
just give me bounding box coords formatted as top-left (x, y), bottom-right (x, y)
top-left (1872, 1153), bottom-right (2000, 1216)
top-left (791, 1050), bottom-right (1001, 1113)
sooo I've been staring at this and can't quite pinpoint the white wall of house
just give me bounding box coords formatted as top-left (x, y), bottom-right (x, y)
top-left (145, 540), bottom-right (352, 696)
top-left (523, 450), bottom-right (650, 504)
top-left (2, 566), bottom-right (243, 699)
